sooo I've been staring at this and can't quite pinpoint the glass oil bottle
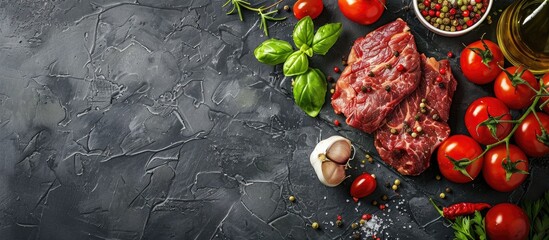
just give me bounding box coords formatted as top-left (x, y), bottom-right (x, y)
top-left (497, 0), bottom-right (549, 75)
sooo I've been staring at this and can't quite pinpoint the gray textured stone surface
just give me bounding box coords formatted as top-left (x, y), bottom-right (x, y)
top-left (1, 0), bottom-right (546, 239)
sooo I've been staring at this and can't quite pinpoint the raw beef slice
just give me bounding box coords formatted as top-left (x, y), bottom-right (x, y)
top-left (331, 18), bottom-right (421, 134)
top-left (374, 55), bottom-right (457, 175)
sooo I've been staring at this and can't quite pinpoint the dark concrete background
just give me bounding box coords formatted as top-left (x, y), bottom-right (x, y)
top-left (1, 0), bottom-right (547, 239)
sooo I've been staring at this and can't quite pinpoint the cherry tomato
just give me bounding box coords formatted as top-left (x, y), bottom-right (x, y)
top-left (494, 66), bottom-right (539, 110)
top-left (464, 97), bottom-right (513, 145)
top-left (514, 112), bottom-right (549, 157)
top-left (483, 144), bottom-right (529, 192)
top-left (460, 39), bottom-right (504, 84)
top-left (293, 0), bottom-right (324, 20)
top-left (540, 73), bottom-right (549, 114)
top-left (350, 173), bottom-right (376, 202)
top-left (337, 0), bottom-right (386, 25)
top-left (436, 135), bottom-right (484, 183)
top-left (485, 203), bottom-right (530, 240)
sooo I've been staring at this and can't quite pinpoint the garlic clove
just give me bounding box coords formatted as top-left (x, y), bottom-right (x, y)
top-left (326, 139), bottom-right (352, 164)
top-left (321, 161), bottom-right (347, 186)
top-left (310, 136), bottom-right (353, 187)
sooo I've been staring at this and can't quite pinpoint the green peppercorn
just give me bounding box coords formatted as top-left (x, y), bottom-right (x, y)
top-left (437, 0), bottom-right (442, 4)
top-left (433, 23), bottom-right (439, 28)
top-left (460, 5), bottom-right (467, 11)
top-left (443, 18), bottom-right (450, 25)
top-left (442, 6), bottom-right (449, 12)
top-left (445, 25), bottom-right (451, 31)
top-left (426, 16), bottom-right (432, 21)
top-left (450, 26), bottom-right (456, 32)
top-left (463, 16), bottom-right (470, 22)
top-left (436, 18), bottom-right (442, 24)
top-left (452, 19), bottom-right (459, 26)
top-left (419, 3), bottom-right (426, 10)
top-left (476, 3), bottom-right (483, 9)
top-left (457, 0), bottom-right (463, 5)
top-left (439, 12), bottom-right (445, 18)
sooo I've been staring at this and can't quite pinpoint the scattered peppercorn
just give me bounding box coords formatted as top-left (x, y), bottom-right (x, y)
top-left (330, 88), bottom-right (335, 94)
top-left (334, 67), bottom-right (341, 73)
top-left (362, 213), bottom-right (372, 221)
top-left (385, 63), bottom-right (392, 69)
top-left (352, 233), bottom-right (361, 239)
top-left (438, 82), bottom-right (445, 88)
top-left (416, 126), bottom-right (423, 132)
top-left (311, 222), bottom-right (320, 229)
top-left (368, 71), bottom-right (375, 77)
top-left (396, 64), bottom-right (405, 72)
top-left (385, 85), bottom-right (391, 92)
top-left (432, 114), bottom-right (440, 120)
top-left (336, 220), bottom-right (343, 227)
top-left (327, 75), bottom-right (334, 82)
top-left (445, 187), bottom-right (452, 193)
top-left (283, 5), bottom-right (290, 11)
top-left (382, 195), bottom-right (388, 201)
top-left (419, 102), bottom-right (426, 108)
top-left (439, 193), bottom-right (446, 199)
top-left (394, 51), bottom-right (400, 57)
top-left (334, 119), bottom-right (340, 126)
top-left (289, 195), bottom-right (296, 202)
top-left (392, 184), bottom-right (398, 190)
top-left (436, 175), bottom-right (441, 180)
top-left (447, 51), bottom-right (454, 58)
top-left (379, 204), bottom-right (386, 210)
top-left (439, 68), bottom-right (447, 75)
top-left (359, 219), bottom-right (366, 225)
top-left (372, 200), bottom-right (378, 206)
top-left (411, 132), bottom-right (418, 138)
top-left (394, 179), bottom-right (401, 186)
top-left (351, 222), bottom-right (359, 229)
top-left (435, 76), bottom-right (443, 82)
top-left (390, 128), bottom-right (398, 134)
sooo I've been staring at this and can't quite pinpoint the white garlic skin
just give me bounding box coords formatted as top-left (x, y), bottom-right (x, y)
top-left (310, 136), bottom-right (352, 187)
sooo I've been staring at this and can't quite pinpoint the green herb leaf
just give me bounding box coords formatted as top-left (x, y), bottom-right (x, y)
top-left (293, 68), bottom-right (327, 117)
top-left (312, 22), bottom-right (342, 55)
top-left (521, 191), bottom-right (549, 240)
top-left (254, 39), bottom-right (294, 65)
top-left (283, 51), bottom-right (308, 76)
top-left (293, 16), bottom-right (314, 49)
top-left (452, 211), bottom-right (486, 240)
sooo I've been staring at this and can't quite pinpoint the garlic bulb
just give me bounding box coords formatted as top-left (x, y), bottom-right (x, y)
top-left (310, 136), bottom-right (353, 187)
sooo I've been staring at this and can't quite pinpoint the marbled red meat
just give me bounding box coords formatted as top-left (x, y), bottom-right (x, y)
top-left (331, 19), bottom-right (421, 133)
top-left (374, 55), bottom-right (457, 175)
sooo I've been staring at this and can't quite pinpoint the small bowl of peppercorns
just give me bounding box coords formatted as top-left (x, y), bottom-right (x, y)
top-left (413, 0), bottom-right (493, 37)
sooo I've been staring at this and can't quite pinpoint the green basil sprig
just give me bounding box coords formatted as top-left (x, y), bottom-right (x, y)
top-left (253, 16), bottom-right (342, 117)
top-left (293, 68), bottom-right (327, 117)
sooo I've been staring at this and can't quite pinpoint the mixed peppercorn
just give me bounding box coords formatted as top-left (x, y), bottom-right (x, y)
top-left (417, 0), bottom-right (489, 32)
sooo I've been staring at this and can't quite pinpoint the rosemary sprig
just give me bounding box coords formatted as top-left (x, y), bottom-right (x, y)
top-left (521, 191), bottom-right (549, 240)
top-left (222, 0), bottom-right (286, 36)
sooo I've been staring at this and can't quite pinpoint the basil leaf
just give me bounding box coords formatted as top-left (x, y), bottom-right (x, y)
top-left (293, 68), bottom-right (327, 117)
top-left (293, 16), bottom-right (314, 49)
top-left (283, 51), bottom-right (308, 76)
top-left (254, 39), bottom-right (294, 65)
top-left (312, 22), bottom-right (342, 55)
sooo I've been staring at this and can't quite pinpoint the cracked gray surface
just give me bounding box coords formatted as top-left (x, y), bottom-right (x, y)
top-left (1, 0), bottom-right (547, 239)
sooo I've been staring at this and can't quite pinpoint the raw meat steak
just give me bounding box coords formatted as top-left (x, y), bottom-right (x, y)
top-left (331, 19), bottom-right (421, 133)
top-left (374, 55), bottom-right (457, 175)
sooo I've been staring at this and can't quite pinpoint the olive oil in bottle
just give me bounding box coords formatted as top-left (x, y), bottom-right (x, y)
top-left (497, 0), bottom-right (549, 74)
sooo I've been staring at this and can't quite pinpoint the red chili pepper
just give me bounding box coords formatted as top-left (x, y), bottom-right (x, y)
top-left (430, 198), bottom-right (491, 220)
top-left (443, 202), bottom-right (491, 220)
